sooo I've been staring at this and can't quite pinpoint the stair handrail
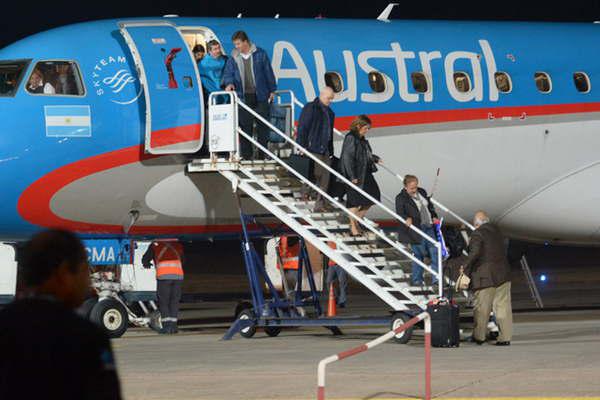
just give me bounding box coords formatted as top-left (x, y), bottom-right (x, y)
top-left (233, 97), bottom-right (438, 246)
top-left (236, 128), bottom-right (443, 295)
top-left (292, 97), bottom-right (475, 232)
top-left (378, 164), bottom-right (476, 231)
top-left (210, 91), bottom-right (443, 293)
top-left (237, 99), bottom-right (438, 245)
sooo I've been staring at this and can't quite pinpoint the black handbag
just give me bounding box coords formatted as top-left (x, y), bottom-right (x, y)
top-left (328, 156), bottom-right (347, 199)
top-left (286, 154), bottom-right (313, 180)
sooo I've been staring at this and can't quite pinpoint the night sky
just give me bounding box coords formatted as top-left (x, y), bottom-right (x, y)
top-left (2, 0), bottom-right (600, 48)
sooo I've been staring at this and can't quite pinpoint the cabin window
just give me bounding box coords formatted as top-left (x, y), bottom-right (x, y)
top-left (324, 72), bottom-right (344, 93)
top-left (494, 72), bottom-right (512, 93)
top-left (0, 59), bottom-right (29, 97)
top-left (453, 72), bottom-right (471, 93)
top-left (368, 71), bottom-right (386, 93)
top-left (573, 72), bottom-right (590, 93)
top-left (411, 72), bottom-right (429, 93)
top-left (26, 60), bottom-right (85, 96)
top-left (534, 72), bottom-right (552, 93)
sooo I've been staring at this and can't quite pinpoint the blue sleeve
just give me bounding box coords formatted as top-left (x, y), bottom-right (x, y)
top-left (221, 57), bottom-right (236, 88)
top-left (296, 105), bottom-right (313, 148)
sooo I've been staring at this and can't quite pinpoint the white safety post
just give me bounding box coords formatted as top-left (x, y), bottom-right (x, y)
top-left (317, 312), bottom-right (431, 400)
top-left (208, 91), bottom-right (239, 161)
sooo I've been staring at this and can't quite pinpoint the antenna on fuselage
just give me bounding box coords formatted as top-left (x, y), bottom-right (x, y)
top-left (237, 13), bottom-right (243, 18)
top-left (123, 210), bottom-right (140, 235)
top-left (377, 3), bottom-right (398, 22)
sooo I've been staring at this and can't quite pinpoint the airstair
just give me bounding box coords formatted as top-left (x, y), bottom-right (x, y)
top-left (189, 91), bottom-right (469, 314)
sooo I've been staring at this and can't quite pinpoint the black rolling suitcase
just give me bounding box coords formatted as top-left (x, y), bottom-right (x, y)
top-left (427, 298), bottom-right (460, 347)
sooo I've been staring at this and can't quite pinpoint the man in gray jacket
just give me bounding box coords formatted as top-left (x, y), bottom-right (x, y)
top-left (462, 211), bottom-right (513, 346)
top-left (222, 31), bottom-right (277, 160)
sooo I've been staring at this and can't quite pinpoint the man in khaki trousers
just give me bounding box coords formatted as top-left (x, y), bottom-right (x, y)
top-left (463, 211), bottom-right (513, 346)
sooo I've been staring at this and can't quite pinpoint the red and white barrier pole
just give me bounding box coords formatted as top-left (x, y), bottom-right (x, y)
top-left (424, 313), bottom-right (431, 400)
top-left (317, 312), bottom-right (431, 400)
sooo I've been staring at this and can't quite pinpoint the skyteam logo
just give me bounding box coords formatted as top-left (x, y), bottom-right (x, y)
top-left (92, 55), bottom-right (142, 105)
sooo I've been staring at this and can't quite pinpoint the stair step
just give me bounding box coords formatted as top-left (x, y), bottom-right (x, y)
top-left (282, 200), bottom-right (316, 207)
top-left (310, 212), bottom-right (343, 220)
top-left (353, 255), bottom-right (386, 262)
top-left (244, 165), bottom-right (283, 172)
top-left (344, 247), bottom-right (385, 256)
top-left (324, 225), bottom-right (351, 232)
top-left (250, 170), bottom-right (289, 178)
top-left (337, 236), bottom-right (377, 244)
top-left (240, 159), bottom-right (278, 166)
top-left (350, 260), bottom-right (400, 268)
top-left (260, 177), bottom-right (301, 186)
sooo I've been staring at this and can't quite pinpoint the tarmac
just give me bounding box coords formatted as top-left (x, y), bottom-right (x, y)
top-left (113, 240), bottom-right (600, 399)
top-left (113, 301), bottom-right (600, 400)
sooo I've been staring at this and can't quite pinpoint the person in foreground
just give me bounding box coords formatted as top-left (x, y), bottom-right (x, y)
top-left (462, 211), bottom-right (513, 346)
top-left (339, 114), bottom-right (382, 236)
top-left (0, 229), bottom-right (122, 399)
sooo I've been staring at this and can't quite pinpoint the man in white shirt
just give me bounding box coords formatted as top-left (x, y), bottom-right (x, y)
top-left (395, 175), bottom-right (440, 286)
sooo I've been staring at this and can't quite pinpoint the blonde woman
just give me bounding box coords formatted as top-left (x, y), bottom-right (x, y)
top-left (339, 115), bottom-right (382, 236)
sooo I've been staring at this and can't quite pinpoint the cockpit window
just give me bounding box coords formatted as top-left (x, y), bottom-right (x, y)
top-left (0, 60), bottom-right (30, 97)
top-left (26, 60), bottom-right (85, 96)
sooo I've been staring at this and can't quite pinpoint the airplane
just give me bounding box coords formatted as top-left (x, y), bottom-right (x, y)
top-left (1, 13), bottom-right (599, 249)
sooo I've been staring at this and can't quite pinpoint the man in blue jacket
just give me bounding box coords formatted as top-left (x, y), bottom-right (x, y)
top-left (296, 86), bottom-right (336, 211)
top-left (199, 40), bottom-right (228, 103)
top-left (222, 31), bottom-right (277, 160)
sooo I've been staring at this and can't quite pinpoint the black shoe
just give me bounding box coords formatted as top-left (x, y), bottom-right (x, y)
top-left (170, 324), bottom-right (179, 334)
top-left (337, 302), bottom-right (346, 308)
top-left (495, 341), bottom-right (510, 346)
top-left (466, 336), bottom-right (485, 345)
top-left (158, 322), bottom-right (171, 335)
top-left (487, 331), bottom-right (499, 341)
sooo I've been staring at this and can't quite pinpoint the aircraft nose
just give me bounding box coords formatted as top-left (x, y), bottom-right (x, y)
top-left (498, 161), bottom-right (600, 243)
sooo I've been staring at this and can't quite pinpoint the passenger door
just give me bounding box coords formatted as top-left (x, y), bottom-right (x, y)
top-left (119, 21), bottom-right (203, 154)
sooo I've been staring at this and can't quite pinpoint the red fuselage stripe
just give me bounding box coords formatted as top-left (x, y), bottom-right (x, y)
top-left (150, 124), bottom-right (201, 148)
top-left (17, 102), bottom-right (600, 234)
top-left (334, 102), bottom-right (600, 131)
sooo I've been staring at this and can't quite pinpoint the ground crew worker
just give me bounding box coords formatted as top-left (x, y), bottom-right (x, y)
top-left (326, 242), bottom-right (348, 308)
top-left (0, 229), bottom-right (122, 399)
top-left (143, 240), bottom-right (185, 334)
top-left (277, 236), bottom-right (300, 295)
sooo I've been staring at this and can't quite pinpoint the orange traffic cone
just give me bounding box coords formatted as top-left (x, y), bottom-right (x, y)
top-left (327, 282), bottom-right (337, 317)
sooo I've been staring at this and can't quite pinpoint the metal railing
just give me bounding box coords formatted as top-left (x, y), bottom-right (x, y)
top-left (292, 97), bottom-right (475, 233)
top-left (210, 91), bottom-right (444, 295)
top-left (317, 311), bottom-right (432, 400)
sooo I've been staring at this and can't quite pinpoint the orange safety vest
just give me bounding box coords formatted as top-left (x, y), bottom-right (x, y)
top-left (154, 241), bottom-right (184, 279)
top-left (277, 236), bottom-right (299, 270)
top-left (328, 242), bottom-right (337, 267)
